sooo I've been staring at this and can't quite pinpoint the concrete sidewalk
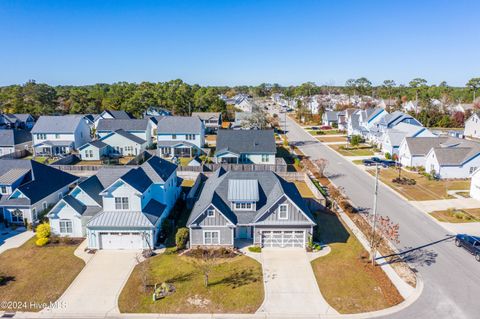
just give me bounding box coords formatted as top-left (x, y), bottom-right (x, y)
top-left (0, 228), bottom-right (34, 255)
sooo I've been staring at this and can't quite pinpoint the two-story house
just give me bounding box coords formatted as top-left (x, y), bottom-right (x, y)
top-left (48, 156), bottom-right (181, 249)
top-left (187, 169), bottom-right (316, 248)
top-left (464, 112), bottom-right (480, 139)
top-left (31, 115), bottom-right (92, 156)
top-left (96, 119), bottom-right (152, 146)
top-left (157, 116), bottom-right (205, 158)
top-left (214, 129), bottom-right (276, 164)
top-left (0, 114), bottom-right (36, 130)
top-left (192, 112), bottom-right (222, 133)
top-left (0, 160), bottom-right (78, 226)
top-left (93, 109), bottom-right (135, 128)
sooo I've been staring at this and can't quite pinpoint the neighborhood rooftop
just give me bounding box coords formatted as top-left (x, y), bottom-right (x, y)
top-left (96, 119), bottom-right (149, 131)
top-left (215, 129), bottom-right (276, 155)
top-left (156, 116), bottom-right (203, 134)
top-left (31, 115), bottom-right (85, 133)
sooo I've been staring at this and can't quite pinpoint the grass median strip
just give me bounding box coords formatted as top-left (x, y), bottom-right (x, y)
top-left (430, 208), bottom-right (480, 223)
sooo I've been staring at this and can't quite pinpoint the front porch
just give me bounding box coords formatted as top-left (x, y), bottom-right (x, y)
top-left (158, 142), bottom-right (201, 158)
top-left (34, 141), bottom-right (73, 156)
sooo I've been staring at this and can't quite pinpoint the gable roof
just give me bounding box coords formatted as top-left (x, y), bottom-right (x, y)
top-left (31, 115), bottom-right (84, 134)
top-left (156, 116), bottom-right (203, 134)
top-left (385, 123), bottom-right (429, 146)
top-left (103, 110), bottom-right (134, 120)
top-left (96, 119), bottom-right (149, 132)
top-left (187, 170), bottom-right (314, 227)
top-left (109, 129), bottom-right (146, 144)
top-left (215, 129), bottom-right (276, 155)
top-left (0, 130), bottom-right (32, 146)
top-left (77, 167), bottom-right (132, 205)
top-left (429, 138), bottom-right (480, 166)
top-left (191, 112), bottom-right (221, 121)
top-left (404, 137), bottom-right (450, 155)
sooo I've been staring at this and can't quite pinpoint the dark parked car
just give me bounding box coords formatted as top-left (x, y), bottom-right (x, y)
top-left (455, 234), bottom-right (480, 262)
top-left (381, 160), bottom-right (399, 167)
top-left (362, 157), bottom-right (382, 166)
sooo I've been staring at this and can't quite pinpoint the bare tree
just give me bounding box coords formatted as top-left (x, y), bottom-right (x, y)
top-left (190, 249), bottom-right (218, 287)
top-left (313, 158), bottom-right (328, 178)
top-left (241, 110), bottom-right (270, 129)
top-left (368, 215), bottom-right (400, 265)
top-left (135, 254), bottom-right (150, 293)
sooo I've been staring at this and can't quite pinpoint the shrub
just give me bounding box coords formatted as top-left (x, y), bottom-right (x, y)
top-left (385, 152), bottom-right (392, 160)
top-left (35, 237), bottom-right (49, 247)
top-left (175, 227), bottom-right (189, 250)
top-left (350, 135), bottom-right (362, 147)
top-left (36, 223), bottom-right (50, 239)
top-left (392, 177), bottom-right (416, 185)
top-left (248, 246), bottom-right (262, 253)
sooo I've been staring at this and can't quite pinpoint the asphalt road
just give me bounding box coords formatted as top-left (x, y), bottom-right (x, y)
top-left (281, 113), bottom-right (480, 319)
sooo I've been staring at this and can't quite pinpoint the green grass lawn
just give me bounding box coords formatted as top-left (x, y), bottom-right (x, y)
top-left (311, 211), bottom-right (403, 314)
top-left (118, 251), bottom-right (264, 313)
top-left (329, 144), bottom-right (375, 156)
top-left (24, 156), bottom-right (51, 164)
top-left (0, 238), bottom-right (84, 312)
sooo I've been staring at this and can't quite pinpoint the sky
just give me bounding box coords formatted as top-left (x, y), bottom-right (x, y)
top-left (0, 0), bottom-right (479, 87)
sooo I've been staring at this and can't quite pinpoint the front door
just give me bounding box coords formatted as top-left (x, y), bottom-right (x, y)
top-left (236, 226), bottom-right (250, 239)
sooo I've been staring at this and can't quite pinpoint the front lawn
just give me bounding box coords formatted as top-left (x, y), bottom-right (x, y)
top-left (118, 251), bottom-right (264, 313)
top-left (367, 168), bottom-right (470, 201)
top-left (308, 129), bottom-right (342, 135)
top-left (0, 238), bottom-right (84, 312)
top-left (329, 144), bottom-right (375, 157)
top-left (311, 211), bottom-right (403, 313)
top-left (430, 208), bottom-right (480, 223)
top-left (317, 136), bottom-right (348, 143)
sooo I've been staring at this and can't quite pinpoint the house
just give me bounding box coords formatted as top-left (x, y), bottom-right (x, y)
top-left (464, 112), bottom-right (480, 139)
top-left (0, 160), bottom-right (78, 226)
top-left (381, 123), bottom-right (435, 157)
top-left (192, 112), bottom-right (222, 133)
top-left (79, 129), bottom-right (147, 161)
top-left (0, 114), bottom-right (35, 130)
top-left (402, 101), bottom-right (418, 113)
top-left (469, 168), bottom-right (480, 200)
top-left (337, 111), bottom-right (347, 130)
top-left (157, 116), bottom-right (205, 158)
top-left (31, 115), bottom-right (92, 156)
top-left (214, 129), bottom-right (276, 164)
top-left (48, 156), bottom-right (181, 249)
top-left (322, 111), bottom-right (339, 126)
top-left (424, 139), bottom-right (480, 179)
top-left (93, 110), bottom-right (135, 128)
top-left (233, 112), bottom-right (252, 129)
top-left (186, 169), bottom-right (316, 248)
top-left (96, 119), bottom-right (152, 146)
top-left (399, 136), bottom-right (451, 168)
top-left (0, 130), bottom-right (32, 158)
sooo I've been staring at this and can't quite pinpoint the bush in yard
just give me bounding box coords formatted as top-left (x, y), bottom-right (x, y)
top-left (385, 152), bottom-right (392, 160)
top-left (350, 135), bottom-right (362, 147)
top-left (175, 227), bottom-right (189, 250)
top-left (36, 222), bottom-right (50, 239)
top-left (35, 237), bottom-right (49, 247)
top-left (248, 246), bottom-right (262, 253)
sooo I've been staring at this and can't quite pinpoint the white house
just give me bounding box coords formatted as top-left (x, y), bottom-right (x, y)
top-left (31, 115), bottom-right (92, 156)
top-left (48, 156), bottom-right (181, 249)
top-left (96, 119), bottom-right (152, 146)
top-left (322, 111), bottom-right (339, 126)
top-left (399, 136), bottom-right (452, 168)
top-left (464, 112), bottom-right (480, 139)
top-left (214, 129), bottom-right (276, 164)
top-left (191, 112), bottom-right (222, 133)
top-left (424, 139), bottom-right (480, 179)
top-left (381, 123), bottom-right (435, 157)
top-left (0, 160), bottom-right (78, 226)
top-left (469, 168), bottom-right (480, 200)
top-left (157, 116), bottom-right (205, 158)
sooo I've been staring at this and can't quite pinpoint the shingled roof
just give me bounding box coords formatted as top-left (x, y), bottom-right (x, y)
top-left (215, 129), bottom-right (276, 155)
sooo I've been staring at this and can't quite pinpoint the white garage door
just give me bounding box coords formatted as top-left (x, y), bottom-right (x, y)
top-left (99, 232), bottom-right (143, 250)
top-left (262, 230), bottom-right (305, 248)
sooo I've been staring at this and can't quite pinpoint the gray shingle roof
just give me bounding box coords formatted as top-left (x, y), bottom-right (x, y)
top-left (63, 195), bottom-right (86, 215)
top-left (104, 110), bottom-right (134, 120)
top-left (324, 111), bottom-right (339, 122)
top-left (88, 140), bottom-right (108, 149)
top-left (31, 115), bottom-right (84, 134)
top-left (156, 116), bottom-right (203, 134)
top-left (0, 130), bottom-right (32, 146)
top-left (187, 170), bottom-right (314, 226)
top-left (429, 138), bottom-right (480, 165)
top-left (112, 129), bottom-right (146, 144)
top-left (77, 167), bottom-right (132, 205)
top-left (215, 129), bottom-right (276, 155)
top-left (191, 112), bottom-right (221, 121)
top-left (405, 137), bottom-right (450, 155)
top-left (97, 119), bottom-right (149, 132)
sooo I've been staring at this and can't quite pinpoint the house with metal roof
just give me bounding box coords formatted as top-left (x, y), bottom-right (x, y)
top-left (96, 119), bottom-right (152, 146)
top-left (0, 160), bottom-right (79, 226)
top-left (31, 115), bottom-right (92, 156)
top-left (79, 129), bottom-right (147, 161)
top-left (424, 138), bottom-right (480, 179)
top-left (0, 129), bottom-right (32, 158)
top-left (156, 116), bottom-right (205, 158)
top-left (214, 129), bottom-right (276, 164)
top-left (48, 156), bottom-right (181, 249)
top-left (191, 112), bottom-right (222, 133)
top-left (187, 169), bottom-right (316, 248)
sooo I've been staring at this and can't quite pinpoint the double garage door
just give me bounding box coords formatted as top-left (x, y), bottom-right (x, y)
top-left (262, 230), bottom-right (305, 248)
top-left (99, 232), bottom-right (143, 250)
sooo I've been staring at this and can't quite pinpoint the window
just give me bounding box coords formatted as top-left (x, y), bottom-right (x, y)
top-left (234, 202), bottom-right (253, 210)
top-left (42, 202), bottom-right (48, 210)
top-left (11, 209), bottom-right (23, 223)
top-left (470, 167), bottom-right (477, 174)
top-left (186, 134), bottom-right (195, 140)
top-left (59, 220), bottom-right (73, 234)
top-left (172, 134), bottom-right (177, 139)
top-left (207, 209), bottom-right (215, 218)
top-left (32, 208), bottom-right (37, 221)
top-left (278, 204), bottom-right (288, 219)
top-left (261, 154), bottom-right (269, 162)
top-left (204, 231), bottom-right (220, 245)
top-left (37, 133), bottom-right (46, 139)
top-left (55, 134), bottom-right (60, 139)
top-left (0, 186), bottom-right (6, 194)
top-left (115, 197), bottom-right (129, 210)
top-left (58, 193), bottom-right (63, 200)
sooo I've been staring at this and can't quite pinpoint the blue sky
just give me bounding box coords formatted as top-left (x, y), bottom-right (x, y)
top-left (1, 0), bottom-right (479, 86)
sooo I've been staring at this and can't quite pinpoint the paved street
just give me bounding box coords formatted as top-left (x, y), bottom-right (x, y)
top-left (282, 114), bottom-right (480, 319)
top-left (257, 248), bottom-right (338, 316)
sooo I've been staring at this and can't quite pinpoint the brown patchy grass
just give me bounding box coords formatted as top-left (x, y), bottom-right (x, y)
top-left (294, 181), bottom-right (315, 198)
top-left (317, 136), bottom-right (348, 143)
top-left (329, 144), bottom-right (374, 157)
top-left (430, 208), bottom-right (480, 223)
top-left (368, 168), bottom-right (471, 201)
top-left (0, 238), bottom-right (84, 312)
top-left (311, 211), bottom-right (403, 314)
top-left (119, 252), bottom-right (263, 313)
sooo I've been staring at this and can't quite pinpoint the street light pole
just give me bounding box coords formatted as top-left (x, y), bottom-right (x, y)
top-left (370, 163), bottom-right (380, 265)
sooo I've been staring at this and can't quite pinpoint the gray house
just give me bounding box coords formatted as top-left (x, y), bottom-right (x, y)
top-left (187, 169), bottom-right (316, 248)
top-left (192, 112), bottom-right (222, 133)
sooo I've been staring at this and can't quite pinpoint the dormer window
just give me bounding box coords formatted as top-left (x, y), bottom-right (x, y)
top-left (234, 202), bottom-right (254, 210)
top-left (207, 209), bottom-right (215, 218)
top-left (115, 197), bottom-right (129, 210)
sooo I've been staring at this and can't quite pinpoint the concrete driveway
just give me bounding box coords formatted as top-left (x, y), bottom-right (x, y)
top-left (0, 228), bottom-right (34, 255)
top-left (257, 248), bottom-right (338, 316)
top-left (42, 250), bottom-right (139, 316)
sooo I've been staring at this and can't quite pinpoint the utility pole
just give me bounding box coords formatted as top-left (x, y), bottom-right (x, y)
top-left (370, 163), bottom-right (380, 265)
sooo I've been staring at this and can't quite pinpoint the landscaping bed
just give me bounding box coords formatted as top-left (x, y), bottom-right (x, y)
top-left (367, 168), bottom-right (470, 201)
top-left (430, 208), bottom-right (480, 223)
top-left (311, 210), bottom-right (403, 314)
top-left (118, 250), bottom-right (264, 313)
top-left (328, 144), bottom-right (375, 156)
top-left (0, 238), bottom-right (84, 312)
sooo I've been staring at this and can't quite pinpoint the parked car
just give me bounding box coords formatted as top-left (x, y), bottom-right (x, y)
top-left (320, 125), bottom-right (332, 130)
top-left (362, 157), bottom-right (382, 166)
top-left (381, 160), bottom-right (399, 168)
top-left (455, 234), bottom-right (480, 262)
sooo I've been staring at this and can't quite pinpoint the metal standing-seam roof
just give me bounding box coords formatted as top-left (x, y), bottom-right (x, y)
top-left (87, 211), bottom-right (155, 228)
top-left (0, 168), bottom-right (31, 184)
top-left (227, 179), bottom-right (259, 201)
